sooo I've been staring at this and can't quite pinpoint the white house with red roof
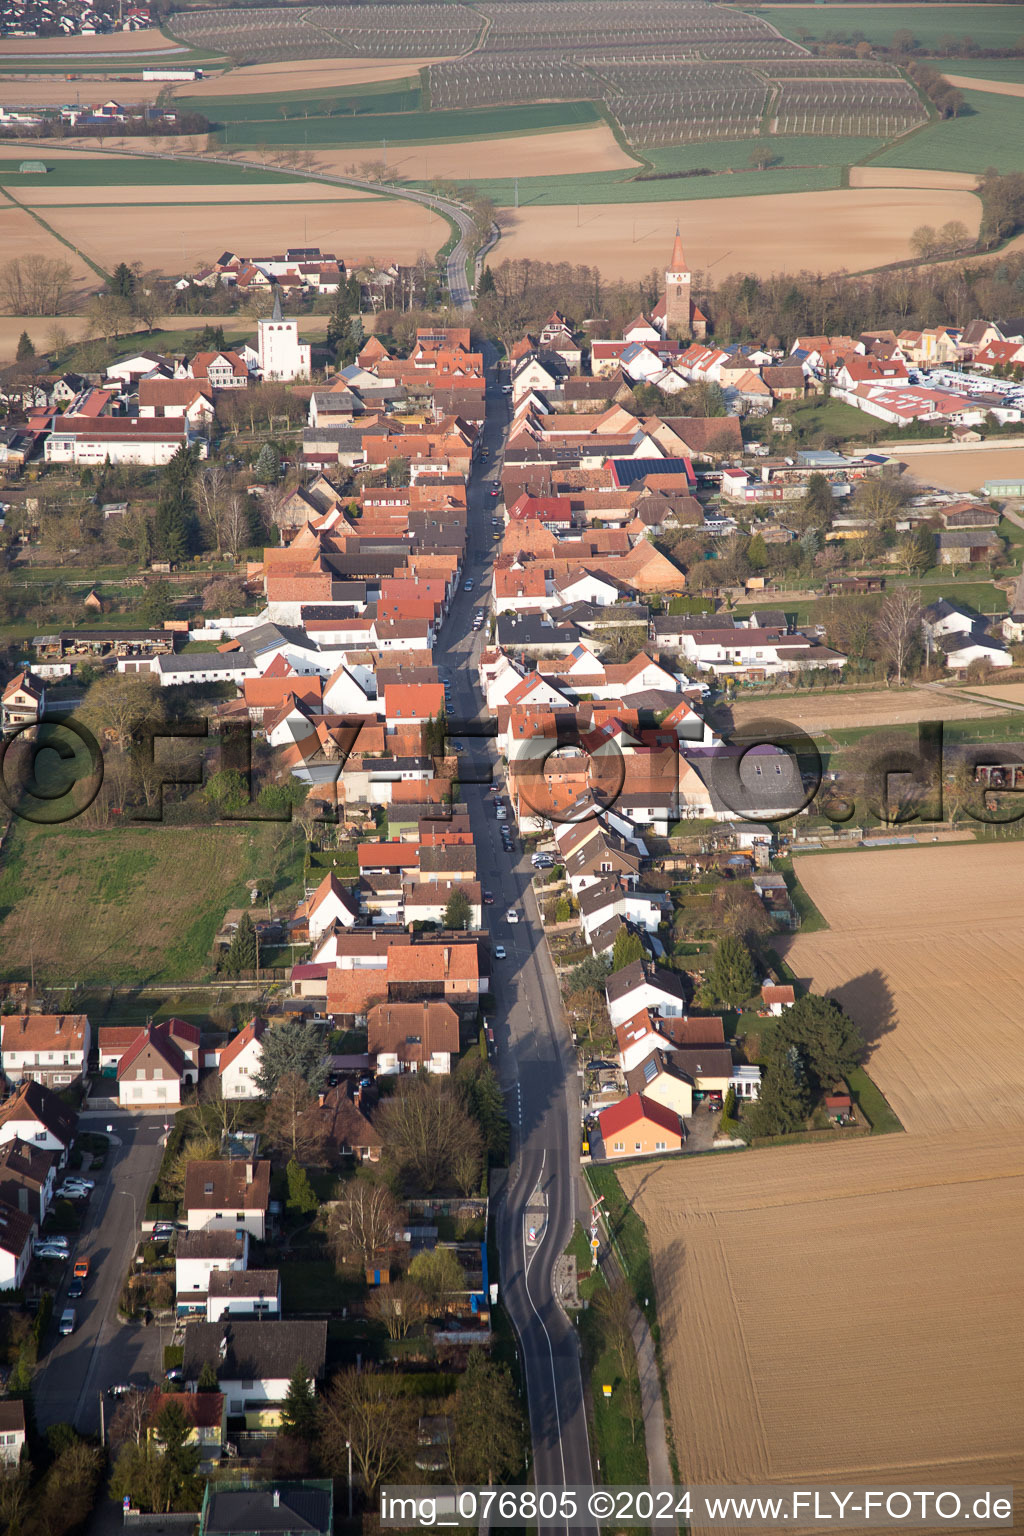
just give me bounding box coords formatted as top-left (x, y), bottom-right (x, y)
top-left (0, 1014), bottom-right (90, 1090)
top-left (304, 873), bottom-right (360, 944)
top-left (117, 1023), bottom-right (187, 1106)
top-left (218, 1019), bottom-right (267, 1100)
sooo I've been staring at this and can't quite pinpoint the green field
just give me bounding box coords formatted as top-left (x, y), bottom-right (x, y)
top-left (210, 98), bottom-right (601, 149)
top-left (0, 817), bottom-right (305, 985)
top-left (426, 164), bottom-right (841, 208)
top-left (769, 4), bottom-right (1024, 50)
top-left (921, 56), bottom-right (1024, 81)
top-left (182, 79), bottom-right (423, 122)
top-left (646, 135), bottom-right (886, 174)
top-left (871, 88), bottom-right (1024, 171)
top-left (0, 156), bottom-right (299, 186)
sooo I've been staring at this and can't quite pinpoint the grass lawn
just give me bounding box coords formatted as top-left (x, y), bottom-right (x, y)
top-left (564, 1222), bottom-right (603, 1305)
top-left (212, 99), bottom-right (600, 149)
top-left (780, 394), bottom-right (876, 443)
top-left (768, 5), bottom-right (1024, 50)
top-left (844, 1064), bottom-right (904, 1133)
top-left (0, 817), bottom-right (305, 986)
top-left (774, 855), bottom-right (830, 932)
top-left (0, 157), bottom-right (299, 187)
top-left (585, 1166), bottom-right (657, 1329)
top-left (279, 1259), bottom-right (359, 1313)
top-left (871, 90), bottom-right (1024, 174)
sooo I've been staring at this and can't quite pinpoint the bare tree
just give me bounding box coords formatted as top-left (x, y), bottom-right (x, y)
top-left (375, 1074), bottom-right (482, 1193)
top-left (318, 1369), bottom-right (416, 1499)
top-left (367, 1278), bottom-right (428, 1340)
top-left (594, 1279), bottom-right (642, 1442)
top-left (263, 1072), bottom-right (329, 1163)
top-left (77, 671), bottom-right (164, 754)
top-left (0, 255), bottom-right (74, 316)
top-left (327, 1181), bottom-right (402, 1273)
top-left (874, 586), bottom-right (922, 686)
top-left (109, 1386), bottom-right (159, 1449)
top-left (222, 494), bottom-right (250, 560)
top-left (195, 461), bottom-right (230, 555)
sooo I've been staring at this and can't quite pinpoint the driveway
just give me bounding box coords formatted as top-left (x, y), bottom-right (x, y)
top-left (33, 1113), bottom-right (168, 1435)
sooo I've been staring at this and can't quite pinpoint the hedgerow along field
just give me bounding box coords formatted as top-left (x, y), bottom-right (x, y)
top-left (0, 816), bottom-right (305, 985)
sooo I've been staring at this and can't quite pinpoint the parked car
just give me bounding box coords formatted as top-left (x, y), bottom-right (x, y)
top-left (494, 944), bottom-right (507, 960)
top-left (165, 1366), bottom-right (184, 1384)
top-left (506, 909), bottom-right (520, 924)
top-left (34, 1235), bottom-right (69, 1253)
top-left (482, 890), bottom-right (495, 905)
top-left (35, 1245), bottom-right (69, 1263)
top-left (463, 579), bottom-right (474, 592)
top-left (58, 1308), bottom-right (76, 1336)
top-left (67, 1278), bottom-right (84, 1300)
top-left (107, 1383), bottom-right (133, 1399)
top-left (73, 1258), bottom-right (90, 1280)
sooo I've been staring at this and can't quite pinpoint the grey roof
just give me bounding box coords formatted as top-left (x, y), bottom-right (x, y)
top-left (235, 622), bottom-right (309, 655)
top-left (159, 652), bottom-right (254, 676)
top-left (605, 959), bottom-right (686, 1007)
top-left (668, 1046), bottom-right (735, 1081)
top-left (207, 1268), bottom-right (279, 1298)
top-left (937, 529), bottom-right (1000, 548)
top-left (625, 1046), bottom-right (689, 1098)
top-left (176, 1231), bottom-right (247, 1262)
top-left (560, 601), bottom-right (651, 626)
top-left (183, 1320), bottom-right (327, 1383)
top-left (685, 743), bottom-right (807, 819)
top-left (202, 1482), bottom-right (333, 1536)
top-left (652, 614), bottom-right (729, 635)
top-left (496, 614), bottom-right (581, 647)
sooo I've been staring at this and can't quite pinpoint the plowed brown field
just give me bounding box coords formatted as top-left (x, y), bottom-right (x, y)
top-left (622, 1133), bottom-right (1024, 1513)
top-left (780, 843), bottom-right (1024, 1135)
top-left (725, 686), bottom-right (1001, 733)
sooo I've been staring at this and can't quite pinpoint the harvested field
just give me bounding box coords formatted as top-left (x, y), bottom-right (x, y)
top-left (848, 165), bottom-right (979, 190)
top-left (20, 182), bottom-right (374, 206)
top-left (963, 681), bottom-right (1024, 705)
top-left (895, 442), bottom-right (1024, 494)
top-left (181, 56), bottom-right (454, 96)
top-left (725, 685), bottom-right (1002, 733)
top-left (0, 199), bottom-right (96, 291)
top-left (781, 843), bottom-right (1024, 1135)
top-left (0, 76), bottom-right (171, 104)
top-left (1, 29), bottom-right (180, 53)
top-left (621, 1132), bottom-right (1024, 1505)
top-left (39, 193), bottom-right (448, 270)
top-left (942, 71), bottom-right (1024, 98)
top-left (494, 187), bottom-right (982, 280)
top-left (316, 123), bottom-right (639, 182)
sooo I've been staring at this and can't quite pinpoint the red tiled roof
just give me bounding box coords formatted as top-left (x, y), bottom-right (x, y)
top-left (598, 1093), bottom-right (681, 1139)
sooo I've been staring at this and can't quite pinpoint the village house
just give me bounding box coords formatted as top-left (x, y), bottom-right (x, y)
top-left (1, 672), bottom-right (45, 733)
top-left (0, 1202), bottom-right (36, 1290)
top-left (0, 1013), bottom-right (90, 1091)
top-left (182, 1319), bottom-right (327, 1423)
top-left (217, 1019), bottom-right (267, 1100)
top-left (0, 1137), bottom-right (58, 1225)
top-left (182, 1159), bottom-right (271, 1241)
top-left (596, 1093), bottom-right (684, 1159)
top-left (0, 1081), bottom-right (76, 1163)
top-left (606, 961), bottom-right (687, 1029)
top-left (205, 1268), bottom-right (281, 1323)
top-left (0, 1401), bottom-right (26, 1465)
top-left (146, 1392), bottom-right (226, 1466)
top-left (175, 1230), bottom-right (249, 1319)
top-left (367, 1000), bottom-right (460, 1075)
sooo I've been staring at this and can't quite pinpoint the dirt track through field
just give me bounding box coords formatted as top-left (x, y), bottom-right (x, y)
top-left (942, 72), bottom-right (1024, 98)
top-left (848, 166), bottom-right (979, 190)
top-left (496, 187), bottom-right (982, 280)
top-left (621, 1133), bottom-right (1024, 1514)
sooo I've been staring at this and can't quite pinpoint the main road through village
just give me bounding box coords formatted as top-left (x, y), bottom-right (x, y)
top-left (437, 359), bottom-right (599, 1527)
top-left (31, 355), bottom-right (594, 1518)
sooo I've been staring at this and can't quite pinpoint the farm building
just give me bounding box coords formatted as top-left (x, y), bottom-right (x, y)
top-left (18, 161), bottom-right (46, 174)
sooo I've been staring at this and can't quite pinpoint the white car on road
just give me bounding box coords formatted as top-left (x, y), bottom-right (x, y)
top-left (494, 944), bottom-right (507, 960)
top-left (506, 909), bottom-right (520, 924)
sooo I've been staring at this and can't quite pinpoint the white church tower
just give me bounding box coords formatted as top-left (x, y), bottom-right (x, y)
top-left (257, 287), bottom-right (311, 382)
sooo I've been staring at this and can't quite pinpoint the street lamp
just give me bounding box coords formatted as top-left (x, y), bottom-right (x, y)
top-left (120, 1187), bottom-right (137, 1234)
top-left (346, 1440), bottom-right (353, 1519)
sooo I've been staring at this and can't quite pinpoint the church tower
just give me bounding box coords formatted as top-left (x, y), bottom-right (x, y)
top-left (664, 225), bottom-right (692, 338)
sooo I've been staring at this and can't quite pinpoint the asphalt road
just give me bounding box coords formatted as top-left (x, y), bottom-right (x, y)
top-left (33, 1114), bottom-right (168, 1436)
top-left (435, 364), bottom-right (597, 1527)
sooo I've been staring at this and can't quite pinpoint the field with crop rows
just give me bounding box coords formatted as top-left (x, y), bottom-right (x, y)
top-left (169, 2), bottom-right (482, 62)
top-left (211, 99), bottom-right (600, 149)
top-left (773, 77), bottom-right (926, 137)
top-left (872, 88), bottom-right (1024, 172)
top-left (0, 155), bottom-right (293, 186)
top-left (922, 56), bottom-right (1024, 82)
top-left (768, 3), bottom-right (1024, 51)
top-left (475, 0), bottom-right (800, 56)
top-left (766, 59), bottom-right (903, 78)
top-left (645, 134), bottom-right (885, 172)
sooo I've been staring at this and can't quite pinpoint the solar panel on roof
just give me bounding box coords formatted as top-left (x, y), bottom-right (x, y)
top-left (643, 1059), bottom-right (658, 1083)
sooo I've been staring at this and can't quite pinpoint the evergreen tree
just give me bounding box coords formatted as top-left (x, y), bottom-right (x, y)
top-left (197, 1361), bottom-right (219, 1393)
top-left (443, 887), bottom-right (472, 931)
top-left (455, 1053), bottom-right (509, 1161)
top-left (703, 934), bottom-right (756, 1008)
top-left (254, 444), bottom-right (280, 483)
top-left (223, 911), bottom-right (258, 975)
top-left (196, 324), bottom-right (226, 351)
top-left (280, 1361), bottom-right (318, 1439)
top-left (747, 531), bottom-right (768, 570)
top-left (16, 330), bottom-right (34, 361)
top-left (454, 1351), bottom-right (527, 1485)
top-left (110, 262), bottom-right (136, 299)
top-left (153, 445), bottom-right (199, 563)
top-left (286, 1157), bottom-right (318, 1216)
top-left (746, 1043), bottom-right (810, 1137)
top-left (336, 316), bottom-right (364, 368)
top-left (477, 265), bottom-right (496, 297)
top-left (611, 928), bottom-right (645, 973)
top-left (255, 1016), bottom-right (329, 1098)
top-left (773, 992), bottom-right (865, 1095)
top-left (154, 1401), bottom-right (202, 1512)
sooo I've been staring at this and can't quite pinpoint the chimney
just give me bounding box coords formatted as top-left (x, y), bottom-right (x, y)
top-left (273, 1491), bottom-right (281, 1509)
top-left (245, 1161), bottom-right (254, 1185)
